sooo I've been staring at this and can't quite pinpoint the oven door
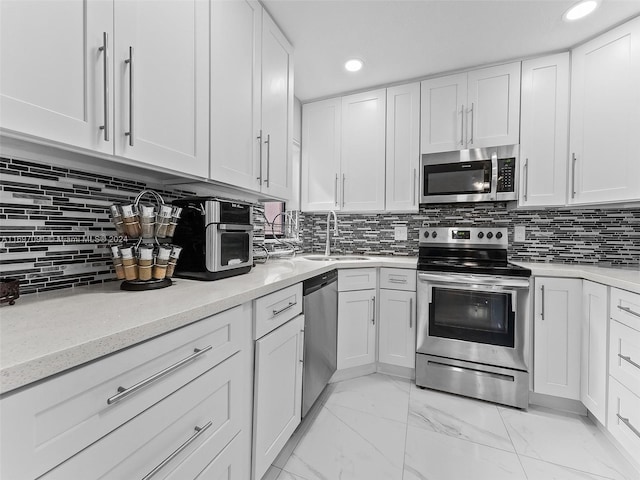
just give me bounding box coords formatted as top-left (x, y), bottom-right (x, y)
top-left (206, 224), bottom-right (253, 272)
top-left (417, 272), bottom-right (530, 371)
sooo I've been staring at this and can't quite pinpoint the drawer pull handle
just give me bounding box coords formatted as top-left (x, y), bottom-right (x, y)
top-left (618, 354), bottom-right (640, 370)
top-left (107, 345), bottom-right (213, 405)
top-left (141, 421), bottom-right (213, 480)
top-left (618, 305), bottom-right (640, 318)
top-left (388, 278), bottom-right (407, 284)
top-left (272, 301), bottom-right (296, 317)
top-left (616, 414), bottom-right (640, 439)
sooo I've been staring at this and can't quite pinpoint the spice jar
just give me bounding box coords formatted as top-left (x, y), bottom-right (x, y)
top-left (121, 204), bottom-right (142, 238)
top-left (109, 205), bottom-right (126, 236)
top-left (138, 246), bottom-right (154, 281)
top-left (110, 246), bottom-right (126, 280)
top-left (155, 205), bottom-right (173, 238)
top-left (139, 204), bottom-right (156, 239)
top-left (121, 247), bottom-right (138, 281)
top-left (165, 206), bottom-right (182, 238)
top-left (153, 246), bottom-right (172, 280)
top-left (165, 246), bottom-right (182, 279)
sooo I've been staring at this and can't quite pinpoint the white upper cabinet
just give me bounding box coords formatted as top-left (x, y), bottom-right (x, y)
top-left (0, 0), bottom-right (113, 154)
top-left (113, 0), bottom-right (209, 178)
top-left (210, 0), bottom-right (262, 191)
top-left (519, 53), bottom-right (570, 207)
top-left (386, 83), bottom-right (421, 212)
top-left (301, 98), bottom-right (342, 211)
top-left (421, 62), bottom-right (520, 153)
top-left (569, 16), bottom-right (640, 205)
top-left (341, 89), bottom-right (387, 211)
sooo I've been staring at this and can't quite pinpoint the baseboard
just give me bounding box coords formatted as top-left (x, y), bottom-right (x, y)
top-left (376, 362), bottom-right (415, 380)
top-left (528, 391), bottom-right (588, 415)
top-left (329, 364), bottom-right (376, 383)
top-left (588, 411), bottom-right (640, 476)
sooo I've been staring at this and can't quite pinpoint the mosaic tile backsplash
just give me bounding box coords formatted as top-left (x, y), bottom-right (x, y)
top-left (2, 155), bottom-right (639, 295)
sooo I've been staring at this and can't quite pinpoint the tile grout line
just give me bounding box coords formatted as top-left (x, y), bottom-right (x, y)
top-left (497, 405), bottom-right (530, 479)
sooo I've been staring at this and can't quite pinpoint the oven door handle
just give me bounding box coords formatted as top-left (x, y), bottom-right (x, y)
top-left (216, 224), bottom-right (254, 232)
top-left (417, 272), bottom-right (530, 289)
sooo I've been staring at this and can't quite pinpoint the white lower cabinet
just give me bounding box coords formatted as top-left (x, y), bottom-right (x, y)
top-left (607, 377), bottom-right (640, 461)
top-left (252, 314), bottom-right (304, 480)
top-left (533, 277), bottom-right (582, 399)
top-left (338, 289), bottom-right (377, 369)
top-left (580, 281), bottom-right (609, 425)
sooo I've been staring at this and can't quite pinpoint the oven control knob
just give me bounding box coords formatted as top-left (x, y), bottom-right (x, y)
top-left (486, 232), bottom-right (494, 239)
top-left (423, 231), bottom-right (430, 238)
top-left (477, 232), bottom-right (484, 239)
top-left (496, 232), bottom-right (503, 239)
top-left (431, 231), bottom-right (438, 238)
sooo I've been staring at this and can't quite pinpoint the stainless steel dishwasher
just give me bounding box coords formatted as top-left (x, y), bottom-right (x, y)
top-left (302, 269), bottom-right (338, 417)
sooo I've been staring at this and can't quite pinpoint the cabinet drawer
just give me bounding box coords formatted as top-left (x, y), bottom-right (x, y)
top-left (610, 319), bottom-right (640, 397)
top-left (42, 353), bottom-right (243, 479)
top-left (254, 283), bottom-right (303, 339)
top-left (607, 376), bottom-right (640, 461)
top-left (338, 268), bottom-right (377, 291)
top-left (379, 268), bottom-right (416, 291)
top-left (610, 288), bottom-right (640, 331)
top-left (0, 304), bottom-right (249, 480)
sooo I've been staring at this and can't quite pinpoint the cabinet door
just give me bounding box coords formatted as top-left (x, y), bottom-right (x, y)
top-left (253, 315), bottom-right (304, 480)
top-left (338, 289), bottom-right (377, 369)
top-left (533, 277), bottom-right (582, 399)
top-left (260, 11), bottom-right (294, 200)
top-left (581, 281), bottom-right (608, 424)
top-left (341, 89), bottom-right (386, 211)
top-left (210, 0), bottom-right (262, 191)
top-left (520, 53), bottom-right (570, 207)
top-left (420, 73), bottom-right (467, 153)
top-left (114, 0), bottom-right (209, 178)
top-left (0, 0), bottom-right (113, 154)
top-left (386, 83), bottom-right (420, 212)
top-left (467, 62), bottom-right (521, 149)
top-left (378, 289), bottom-right (416, 369)
top-left (570, 16), bottom-right (640, 205)
top-left (301, 98), bottom-right (342, 211)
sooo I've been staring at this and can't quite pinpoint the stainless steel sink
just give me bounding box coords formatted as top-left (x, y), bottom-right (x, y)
top-left (302, 255), bottom-right (371, 261)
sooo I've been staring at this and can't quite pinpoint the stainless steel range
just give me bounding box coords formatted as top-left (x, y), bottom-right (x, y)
top-left (416, 227), bottom-right (532, 409)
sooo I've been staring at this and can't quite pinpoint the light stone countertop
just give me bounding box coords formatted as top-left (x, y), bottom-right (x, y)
top-left (0, 255), bottom-right (416, 395)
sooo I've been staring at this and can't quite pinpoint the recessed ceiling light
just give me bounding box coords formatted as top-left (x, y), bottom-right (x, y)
top-left (345, 58), bottom-right (364, 72)
top-left (563, 0), bottom-right (599, 21)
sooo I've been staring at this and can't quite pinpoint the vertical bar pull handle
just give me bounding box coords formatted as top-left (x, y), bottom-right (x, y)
top-left (523, 158), bottom-right (529, 201)
top-left (468, 103), bottom-right (474, 145)
top-left (342, 174), bottom-right (346, 208)
top-left (334, 174), bottom-right (338, 206)
top-left (412, 168), bottom-right (417, 206)
top-left (98, 32), bottom-right (109, 141)
top-left (371, 296), bottom-right (376, 325)
top-left (409, 297), bottom-right (413, 329)
top-left (256, 130), bottom-right (263, 184)
top-left (460, 104), bottom-right (465, 146)
top-left (124, 47), bottom-right (134, 146)
top-left (571, 153), bottom-right (577, 199)
top-left (540, 284), bottom-right (545, 320)
top-left (264, 134), bottom-right (271, 187)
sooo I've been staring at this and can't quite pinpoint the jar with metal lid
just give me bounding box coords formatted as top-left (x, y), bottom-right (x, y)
top-left (153, 246), bottom-right (172, 280)
top-left (165, 246), bottom-right (182, 279)
top-left (139, 204), bottom-right (156, 239)
top-left (110, 245), bottom-right (126, 280)
top-left (121, 204), bottom-right (142, 238)
top-left (109, 205), bottom-right (126, 236)
top-left (155, 205), bottom-right (173, 238)
top-left (121, 247), bottom-right (138, 281)
top-left (138, 246), bottom-right (154, 281)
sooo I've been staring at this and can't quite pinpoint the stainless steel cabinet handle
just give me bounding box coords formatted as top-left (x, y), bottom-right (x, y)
top-left (618, 305), bottom-right (640, 318)
top-left (409, 297), bottom-right (413, 329)
top-left (299, 330), bottom-right (304, 363)
top-left (618, 354), bottom-right (640, 370)
top-left (264, 133), bottom-right (271, 187)
top-left (460, 104), bottom-right (465, 146)
top-left (141, 421), bottom-right (212, 480)
top-left (334, 174), bottom-right (338, 206)
top-left (272, 301), bottom-right (296, 317)
top-left (468, 103), bottom-right (474, 145)
top-left (371, 296), bottom-right (376, 324)
top-left (98, 32), bottom-right (109, 141)
top-left (540, 285), bottom-right (545, 320)
top-left (523, 158), bottom-right (529, 201)
top-left (616, 414), bottom-right (640, 439)
top-left (124, 46), bottom-right (134, 146)
top-left (256, 130), bottom-right (263, 184)
top-left (388, 278), bottom-right (407, 284)
top-left (106, 346), bottom-right (212, 405)
top-left (342, 174), bottom-right (346, 208)
top-left (571, 153), bottom-right (577, 198)
top-left (412, 168), bottom-right (417, 206)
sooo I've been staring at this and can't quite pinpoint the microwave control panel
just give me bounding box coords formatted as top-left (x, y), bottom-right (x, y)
top-left (497, 158), bottom-right (516, 193)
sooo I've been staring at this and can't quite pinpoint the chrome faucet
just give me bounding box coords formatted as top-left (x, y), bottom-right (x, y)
top-left (325, 210), bottom-right (338, 256)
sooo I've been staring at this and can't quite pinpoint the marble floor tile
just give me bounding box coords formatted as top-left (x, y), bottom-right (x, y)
top-left (324, 373), bottom-right (410, 424)
top-left (403, 426), bottom-right (527, 480)
top-left (519, 456), bottom-right (622, 480)
top-left (276, 470), bottom-right (310, 480)
top-left (499, 406), bottom-right (637, 480)
top-left (281, 402), bottom-right (406, 480)
top-left (408, 384), bottom-right (515, 452)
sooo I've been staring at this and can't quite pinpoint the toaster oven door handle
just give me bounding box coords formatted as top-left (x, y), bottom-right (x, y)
top-left (217, 224), bottom-right (254, 232)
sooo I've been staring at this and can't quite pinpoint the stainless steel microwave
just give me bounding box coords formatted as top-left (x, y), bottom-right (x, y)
top-left (420, 145), bottom-right (519, 204)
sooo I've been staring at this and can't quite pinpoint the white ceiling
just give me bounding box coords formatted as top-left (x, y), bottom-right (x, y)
top-left (262, 0), bottom-right (640, 102)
